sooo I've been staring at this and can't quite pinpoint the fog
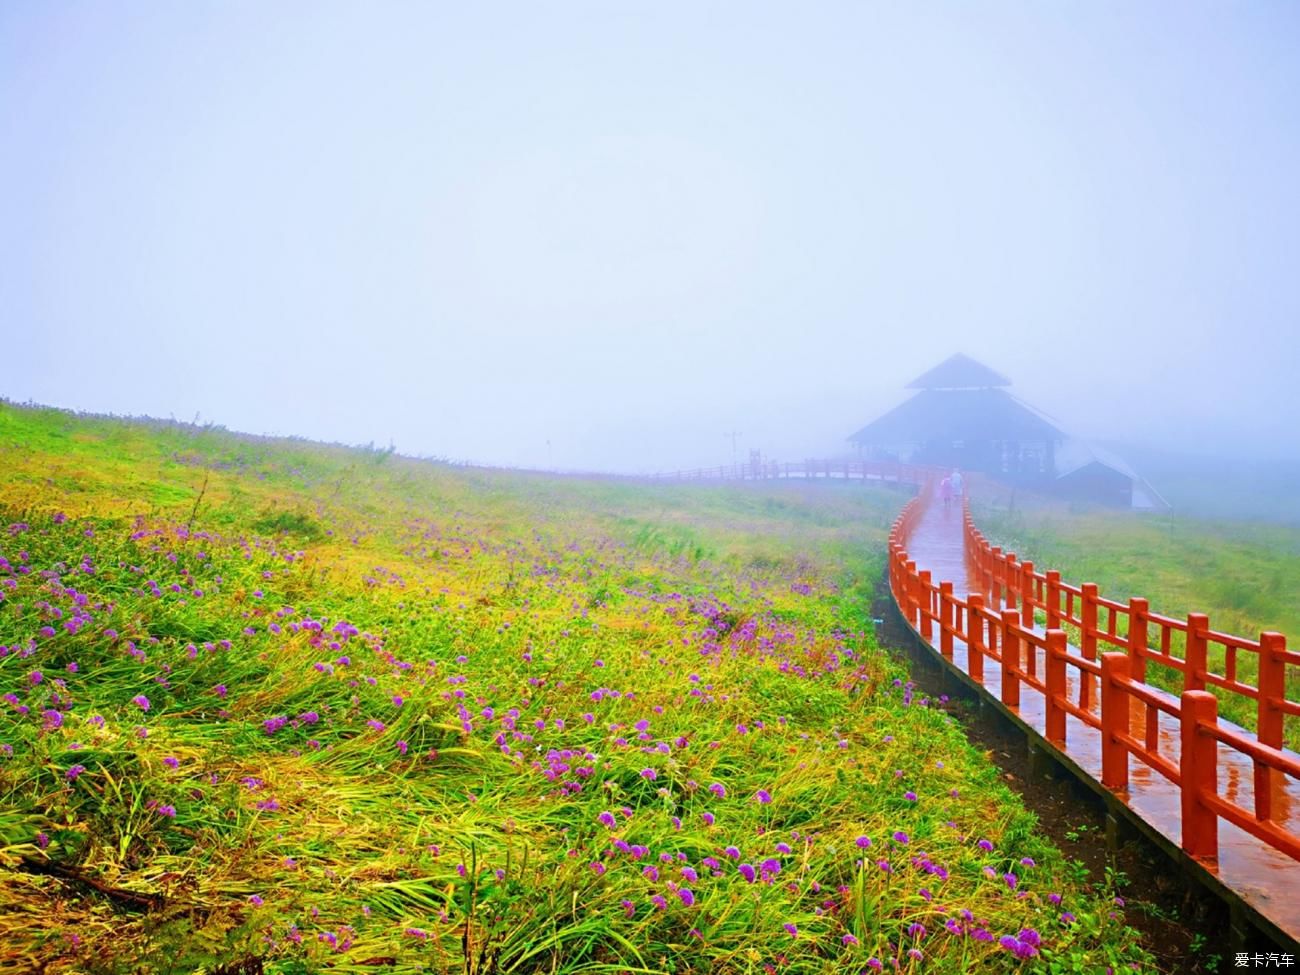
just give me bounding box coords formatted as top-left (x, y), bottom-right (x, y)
top-left (4, 2), bottom-right (1299, 474)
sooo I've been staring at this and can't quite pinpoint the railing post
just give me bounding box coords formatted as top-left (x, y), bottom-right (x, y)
top-left (939, 582), bottom-right (954, 659)
top-left (905, 560), bottom-right (919, 627)
top-left (1080, 583), bottom-right (1099, 661)
top-left (1180, 690), bottom-right (1219, 862)
top-left (1020, 560), bottom-right (1035, 628)
top-left (1100, 653), bottom-right (1131, 790)
top-left (919, 570), bottom-right (933, 642)
top-left (1045, 570), bottom-right (1061, 629)
top-left (1127, 597), bottom-right (1149, 683)
top-left (1000, 609), bottom-right (1020, 708)
top-left (1184, 613), bottom-right (1209, 692)
top-left (1255, 632), bottom-right (1287, 823)
top-left (1045, 630), bottom-right (1067, 744)
top-left (1004, 552), bottom-right (1018, 610)
top-left (989, 546), bottom-right (1002, 605)
top-left (1080, 583), bottom-right (1099, 710)
top-left (967, 593), bottom-right (985, 682)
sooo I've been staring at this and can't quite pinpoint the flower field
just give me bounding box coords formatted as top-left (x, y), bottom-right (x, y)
top-left (0, 403), bottom-right (1150, 973)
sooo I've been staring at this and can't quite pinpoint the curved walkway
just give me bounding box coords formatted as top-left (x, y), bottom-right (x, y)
top-left (897, 484), bottom-right (1300, 945)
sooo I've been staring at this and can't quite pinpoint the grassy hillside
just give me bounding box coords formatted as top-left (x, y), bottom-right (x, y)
top-left (972, 499), bottom-right (1300, 745)
top-left (0, 403), bottom-right (1148, 974)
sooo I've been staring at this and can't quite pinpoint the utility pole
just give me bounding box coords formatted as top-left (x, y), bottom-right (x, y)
top-left (724, 430), bottom-right (742, 465)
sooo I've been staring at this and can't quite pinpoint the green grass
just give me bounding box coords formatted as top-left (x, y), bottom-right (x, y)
top-left (973, 498), bottom-right (1300, 747)
top-left (0, 402), bottom-right (1150, 973)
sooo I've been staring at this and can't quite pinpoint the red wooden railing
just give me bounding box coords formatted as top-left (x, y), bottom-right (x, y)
top-left (889, 488), bottom-right (1300, 865)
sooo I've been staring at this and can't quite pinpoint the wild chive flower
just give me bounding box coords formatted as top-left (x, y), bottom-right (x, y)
top-left (640, 768), bottom-right (656, 780)
top-left (977, 838), bottom-right (994, 851)
top-left (754, 789), bottom-right (772, 804)
top-left (597, 811), bottom-right (616, 829)
top-left (249, 894), bottom-right (264, 906)
top-left (855, 835), bottom-right (872, 849)
top-left (904, 791), bottom-right (917, 802)
top-left (132, 695), bottom-right (150, 711)
top-left (66, 764), bottom-right (86, 780)
top-left (842, 934), bottom-right (859, 946)
top-left (677, 888), bottom-right (695, 906)
top-left (708, 782), bottom-right (726, 798)
top-left (892, 831), bottom-right (909, 844)
top-left (783, 923), bottom-right (798, 936)
top-left (738, 863), bottom-right (756, 883)
top-left (724, 845), bottom-right (740, 859)
top-left (157, 805), bottom-right (176, 818)
top-left (42, 709), bottom-right (63, 730)
top-left (701, 812), bottom-right (715, 826)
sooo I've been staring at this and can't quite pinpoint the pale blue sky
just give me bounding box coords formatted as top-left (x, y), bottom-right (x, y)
top-left (4, 2), bottom-right (1298, 471)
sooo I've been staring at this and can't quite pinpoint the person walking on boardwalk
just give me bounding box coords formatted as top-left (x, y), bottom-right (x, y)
top-left (940, 474), bottom-right (953, 509)
top-left (950, 469), bottom-right (964, 498)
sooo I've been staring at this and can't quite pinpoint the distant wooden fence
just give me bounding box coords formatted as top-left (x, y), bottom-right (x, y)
top-left (889, 485), bottom-right (1300, 863)
top-left (653, 459), bottom-right (936, 484)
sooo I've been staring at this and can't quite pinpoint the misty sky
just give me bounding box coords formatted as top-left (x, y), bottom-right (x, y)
top-left (4, 2), bottom-right (1298, 472)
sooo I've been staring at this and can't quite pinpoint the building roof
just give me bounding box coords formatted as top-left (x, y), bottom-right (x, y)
top-left (905, 353), bottom-right (1012, 390)
top-left (1055, 439), bottom-right (1140, 480)
top-left (847, 388), bottom-right (1065, 444)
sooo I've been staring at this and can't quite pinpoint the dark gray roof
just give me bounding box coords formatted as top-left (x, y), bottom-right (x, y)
top-left (848, 388), bottom-right (1065, 444)
top-left (905, 353), bottom-right (1011, 390)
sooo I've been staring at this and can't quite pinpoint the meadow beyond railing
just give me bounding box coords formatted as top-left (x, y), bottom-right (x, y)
top-left (888, 491), bottom-right (1300, 866)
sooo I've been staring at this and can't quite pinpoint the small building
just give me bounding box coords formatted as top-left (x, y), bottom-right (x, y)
top-left (848, 353), bottom-right (1065, 484)
top-left (1053, 439), bottom-right (1170, 511)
